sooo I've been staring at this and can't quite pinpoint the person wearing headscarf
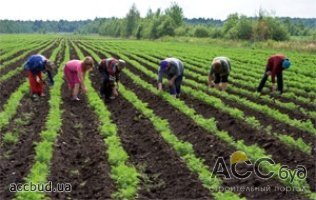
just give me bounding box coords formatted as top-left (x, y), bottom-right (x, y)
top-left (97, 58), bottom-right (126, 100)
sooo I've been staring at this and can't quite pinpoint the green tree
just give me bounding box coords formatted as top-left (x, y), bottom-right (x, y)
top-left (253, 19), bottom-right (269, 41)
top-left (158, 16), bottom-right (176, 37)
top-left (165, 2), bottom-right (184, 27)
top-left (209, 27), bottom-right (223, 38)
top-left (223, 14), bottom-right (252, 40)
top-left (136, 25), bottom-right (142, 39)
top-left (266, 17), bottom-right (289, 41)
top-left (125, 4), bottom-right (140, 37)
top-left (175, 25), bottom-right (191, 36)
top-left (236, 16), bottom-right (253, 40)
top-left (194, 26), bottom-right (209, 37)
top-left (149, 18), bottom-right (160, 39)
top-left (146, 8), bottom-right (154, 19)
top-left (223, 13), bottom-right (239, 34)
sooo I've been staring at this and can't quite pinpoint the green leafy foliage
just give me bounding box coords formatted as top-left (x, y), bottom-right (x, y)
top-left (15, 39), bottom-right (67, 199)
top-left (84, 41), bottom-right (315, 198)
top-left (73, 44), bottom-right (140, 199)
top-left (3, 132), bottom-right (18, 144)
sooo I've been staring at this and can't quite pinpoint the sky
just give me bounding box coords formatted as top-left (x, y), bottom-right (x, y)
top-left (1, 0), bottom-right (315, 21)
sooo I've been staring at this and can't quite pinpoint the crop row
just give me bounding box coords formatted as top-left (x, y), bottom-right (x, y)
top-left (86, 38), bottom-right (314, 81)
top-left (0, 39), bottom-right (62, 132)
top-left (71, 42), bottom-right (141, 199)
top-left (81, 44), bottom-right (244, 199)
top-left (106, 41), bottom-right (315, 101)
top-left (137, 52), bottom-right (315, 128)
top-left (0, 40), bottom-right (47, 62)
top-left (83, 42), bottom-right (315, 199)
top-left (107, 43), bottom-right (315, 120)
top-left (122, 52), bottom-right (313, 154)
top-left (0, 40), bottom-right (60, 83)
top-left (84, 41), bottom-right (315, 136)
top-left (92, 40), bottom-right (315, 110)
top-left (15, 39), bottom-right (66, 199)
top-left (0, 36), bottom-right (52, 61)
top-left (0, 39), bottom-right (53, 72)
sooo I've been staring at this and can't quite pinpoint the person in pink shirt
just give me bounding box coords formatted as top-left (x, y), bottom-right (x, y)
top-left (64, 56), bottom-right (94, 101)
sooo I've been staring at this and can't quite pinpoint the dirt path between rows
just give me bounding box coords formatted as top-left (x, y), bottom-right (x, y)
top-left (47, 47), bottom-right (115, 199)
top-left (89, 65), bottom-right (212, 199)
top-left (0, 43), bottom-right (63, 200)
top-left (135, 54), bottom-right (316, 153)
top-left (124, 53), bottom-right (316, 192)
top-left (0, 42), bottom-right (57, 111)
top-left (87, 47), bottom-right (306, 199)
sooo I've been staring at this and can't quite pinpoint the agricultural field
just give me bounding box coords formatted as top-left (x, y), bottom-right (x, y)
top-left (0, 34), bottom-right (315, 200)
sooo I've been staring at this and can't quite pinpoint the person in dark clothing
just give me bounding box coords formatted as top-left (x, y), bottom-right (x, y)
top-left (157, 58), bottom-right (184, 98)
top-left (257, 54), bottom-right (291, 94)
top-left (208, 56), bottom-right (231, 91)
top-left (98, 58), bottom-right (126, 100)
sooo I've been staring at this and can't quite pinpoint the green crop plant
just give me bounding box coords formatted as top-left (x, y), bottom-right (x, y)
top-left (122, 66), bottom-right (315, 199)
top-left (0, 40), bottom-right (53, 72)
top-left (15, 39), bottom-right (66, 200)
top-left (108, 49), bottom-right (313, 154)
top-left (72, 43), bottom-right (140, 200)
top-left (0, 39), bottom-right (60, 83)
top-left (120, 40), bottom-right (314, 104)
top-left (118, 83), bottom-right (244, 199)
top-left (87, 42), bottom-right (312, 155)
top-left (3, 132), bottom-right (18, 144)
top-left (78, 42), bottom-right (244, 199)
top-left (92, 47), bottom-right (315, 199)
top-left (0, 82), bottom-right (29, 130)
top-left (78, 39), bottom-right (315, 199)
top-left (126, 50), bottom-right (315, 117)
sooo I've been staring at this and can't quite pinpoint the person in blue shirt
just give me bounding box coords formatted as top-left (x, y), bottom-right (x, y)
top-left (24, 54), bottom-right (55, 100)
top-left (157, 58), bottom-right (184, 98)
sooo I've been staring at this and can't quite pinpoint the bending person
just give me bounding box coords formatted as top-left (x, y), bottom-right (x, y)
top-left (157, 57), bottom-right (184, 98)
top-left (208, 56), bottom-right (231, 91)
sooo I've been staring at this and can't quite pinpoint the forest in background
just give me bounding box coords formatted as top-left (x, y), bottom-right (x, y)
top-left (1, 3), bottom-right (316, 41)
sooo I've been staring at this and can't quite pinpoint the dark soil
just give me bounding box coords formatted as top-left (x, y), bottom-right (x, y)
top-left (0, 40), bottom-right (47, 63)
top-left (125, 53), bottom-right (316, 191)
top-left (0, 40), bottom-right (54, 77)
top-left (0, 93), bottom-right (50, 200)
top-left (232, 80), bottom-right (316, 112)
top-left (183, 70), bottom-right (315, 127)
top-left (121, 67), bottom-right (306, 200)
top-left (216, 93), bottom-right (316, 148)
top-left (181, 93), bottom-right (316, 191)
top-left (0, 44), bottom-right (57, 112)
top-left (85, 47), bottom-right (307, 199)
top-left (132, 54), bottom-right (316, 150)
top-left (89, 67), bottom-right (212, 199)
top-left (47, 46), bottom-right (115, 200)
top-left (136, 53), bottom-right (315, 123)
top-left (147, 54), bottom-right (316, 111)
top-left (0, 43), bottom-right (64, 200)
top-left (184, 71), bottom-right (316, 145)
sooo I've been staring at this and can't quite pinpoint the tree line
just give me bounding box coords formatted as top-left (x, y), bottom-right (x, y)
top-left (1, 3), bottom-right (316, 41)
